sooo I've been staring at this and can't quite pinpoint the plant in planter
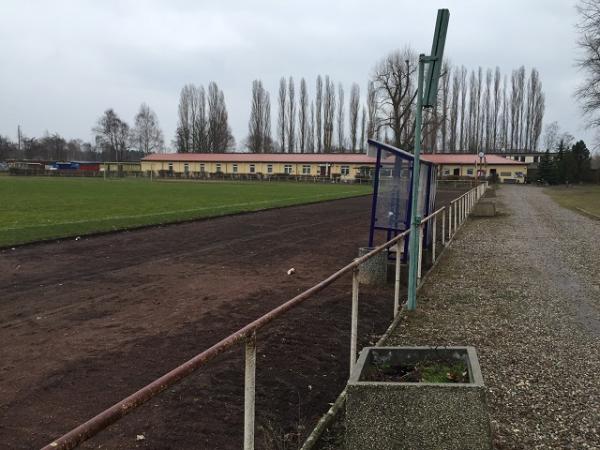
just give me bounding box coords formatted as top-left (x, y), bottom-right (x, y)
top-left (346, 346), bottom-right (491, 450)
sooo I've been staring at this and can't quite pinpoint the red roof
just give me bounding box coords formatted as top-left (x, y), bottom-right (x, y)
top-left (142, 152), bottom-right (523, 166)
top-left (421, 154), bottom-right (523, 165)
top-left (143, 153), bottom-right (378, 164)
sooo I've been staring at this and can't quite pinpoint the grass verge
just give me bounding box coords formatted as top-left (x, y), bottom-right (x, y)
top-left (544, 185), bottom-right (600, 219)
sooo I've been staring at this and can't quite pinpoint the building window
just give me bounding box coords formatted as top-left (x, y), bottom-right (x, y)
top-left (520, 156), bottom-right (526, 162)
top-left (284, 164), bottom-right (293, 175)
top-left (216, 163), bottom-right (222, 172)
top-left (302, 165), bottom-right (311, 175)
top-left (232, 164), bottom-right (238, 173)
top-left (341, 165), bottom-right (350, 176)
top-left (168, 162), bottom-right (173, 172)
top-left (249, 164), bottom-right (256, 174)
top-left (200, 163), bottom-right (205, 172)
top-left (533, 156), bottom-right (539, 163)
top-left (184, 163), bottom-right (189, 174)
top-left (500, 171), bottom-right (512, 177)
top-left (443, 169), bottom-right (450, 175)
top-left (267, 164), bottom-right (273, 174)
top-left (466, 168), bottom-right (474, 175)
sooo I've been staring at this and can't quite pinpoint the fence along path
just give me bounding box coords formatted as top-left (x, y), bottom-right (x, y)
top-left (42, 182), bottom-right (487, 450)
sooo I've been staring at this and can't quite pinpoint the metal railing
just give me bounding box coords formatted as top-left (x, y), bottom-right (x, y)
top-left (41, 183), bottom-right (487, 450)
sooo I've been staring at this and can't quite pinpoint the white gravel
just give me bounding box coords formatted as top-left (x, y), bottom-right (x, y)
top-left (387, 185), bottom-right (600, 449)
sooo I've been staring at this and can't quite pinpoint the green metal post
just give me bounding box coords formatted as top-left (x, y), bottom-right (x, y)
top-left (406, 54), bottom-right (426, 310)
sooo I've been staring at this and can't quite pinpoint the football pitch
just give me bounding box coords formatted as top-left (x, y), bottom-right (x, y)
top-left (0, 176), bottom-right (371, 246)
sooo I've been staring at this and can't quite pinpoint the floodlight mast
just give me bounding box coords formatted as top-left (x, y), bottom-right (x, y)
top-left (406, 9), bottom-right (449, 311)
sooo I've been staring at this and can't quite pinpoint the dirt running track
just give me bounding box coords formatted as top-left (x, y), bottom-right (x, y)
top-left (0, 192), bottom-right (459, 449)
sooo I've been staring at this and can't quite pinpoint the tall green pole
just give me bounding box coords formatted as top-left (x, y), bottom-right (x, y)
top-left (406, 54), bottom-right (426, 310)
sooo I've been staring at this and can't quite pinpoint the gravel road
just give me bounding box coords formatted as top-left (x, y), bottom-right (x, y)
top-left (387, 185), bottom-right (600, 449)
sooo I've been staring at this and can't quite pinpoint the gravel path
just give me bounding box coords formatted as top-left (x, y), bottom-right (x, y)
top-left (386, 185), bottom-right (600, 449)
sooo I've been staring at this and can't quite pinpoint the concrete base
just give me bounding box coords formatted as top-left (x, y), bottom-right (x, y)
top-left (472, 199), bottom-right (496, 217)
top-left (346, 346), bottom-right (492, 450)
top-left (357, 247), bottom-right (387, 286)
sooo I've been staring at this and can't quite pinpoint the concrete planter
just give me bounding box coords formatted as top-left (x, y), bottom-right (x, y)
top-left (346, 346), bottom-right (491, 450)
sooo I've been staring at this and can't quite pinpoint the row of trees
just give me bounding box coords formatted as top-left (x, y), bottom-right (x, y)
top-left (241, 48), bottom-right (546, 154)
top-left (174, 82), bottom-right (235, 153)
top-left (93, 104), bottom-right (165, 161)
top-left (1, 104), bottom-right (165, 162)
top-left (0, 133), bottom-right (97, 162)
top-left (538, 140), bottom-right (595, 184)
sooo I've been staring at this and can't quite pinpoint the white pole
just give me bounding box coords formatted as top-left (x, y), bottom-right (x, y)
top-left (350, 267), bottom-right (359, 374)
top-left (244, 333), bottom-right (257, 450)
top-left (449, 204), bottom-right (453, 238)
top-left (442, 208), bottom-right (446, 246)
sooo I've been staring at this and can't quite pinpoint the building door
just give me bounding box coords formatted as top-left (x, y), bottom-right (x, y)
top-left (453, 168), bottom-right (460, 176)
top-left (319, 165), bottom-right (326, 176)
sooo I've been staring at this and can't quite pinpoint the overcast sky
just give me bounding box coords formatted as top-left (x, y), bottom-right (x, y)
top-left (0, 0), bottom-right (593, 151)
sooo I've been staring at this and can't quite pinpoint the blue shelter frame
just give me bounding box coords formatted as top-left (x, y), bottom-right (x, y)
top-left (367, 140), bottom-right (437, 261)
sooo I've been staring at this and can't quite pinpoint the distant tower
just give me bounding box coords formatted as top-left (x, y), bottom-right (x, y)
top-left (17, 125), bottom-right (22, 152)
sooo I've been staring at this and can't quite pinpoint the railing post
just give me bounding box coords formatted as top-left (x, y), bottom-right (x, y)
top-left (441, 208), bottom-right (446, 246)
top-left (394, 238), bottom-right (403, 317)
top-left (350, 266), bottom-right (359, 374)
top-left (432, 215), bottom-right (437, 261)
top-left (449, 203), bottom-right (453, 238)
top-left (417, 224), bottom-right (424, 282)
top-left (244, 332), bottom-right (257, 450)
top-left (454, 200), bottom-right (457, 232)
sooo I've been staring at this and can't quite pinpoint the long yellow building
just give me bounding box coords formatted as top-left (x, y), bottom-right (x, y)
top-left (141, 152), bottom-right (528, 183)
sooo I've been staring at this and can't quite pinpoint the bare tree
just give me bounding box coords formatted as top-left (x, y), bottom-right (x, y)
top-left (336, 82), bottom-right (345, 151)
top-left (366, 80), bottom-right (378, 140)
top-left (439, 62), bottom-right (451, 152)
top-left (449, 68), bottom-right (460, 151)
top-left (93, 109), bottom-right (130, 161)
top-left (360, 106), bottom-right (366, 152)
top-left (516, 66), bottom-right (526, 150)
top-left (247, 80), bottom-right (272, 153)
top-left (287, 76), bottom-right (296, 152)
top-left (483, 68), bottom-right (492, 150)
top-left (207, 82), bottom-right (234, 151)
top-left (500, 75), bottom-right (509, 150)
top-left (543, 121), bottom-right (560, 151)
top-left (175, 85), bottom-right (193, 153)
top-left (298, 78), bottom-right (308, 153)
top-left (278, 77), bottom-right (287, 152)
top-left (576, 0), bottom-right (600, 129)
top-left (527, 68), bottom-right (545, 150)
top-left (192, 86), bottom-right (208, 152)
top-left (492, 67), bottom-right (501, 150)
top-left (371, 47), bottom-right (418, 149)
top-left (132, 103), bottom-right (164, 154)
top-left (308, 101), bottom-right (316, 153)
top-left (323, 76), bottom-right (336, 152)
top-left (467, 70), bottom-right (477, 151)
top-left (474, 67), bottom-right (483, 151)
top-left (315, 75), bottom-right (323, 152)
top-left (349, 83), bottom-right (360, 152)
top-left (459, 66), bottom-right (468, 150)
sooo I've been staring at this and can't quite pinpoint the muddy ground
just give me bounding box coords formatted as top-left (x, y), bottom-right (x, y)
top-left (0, 189), bottom-right (464, 450)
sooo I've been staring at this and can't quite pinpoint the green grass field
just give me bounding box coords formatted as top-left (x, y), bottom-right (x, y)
top-left (545, 185), bottom-right (600, 219)
top-left (0, 177), bottom-right (371, 247)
